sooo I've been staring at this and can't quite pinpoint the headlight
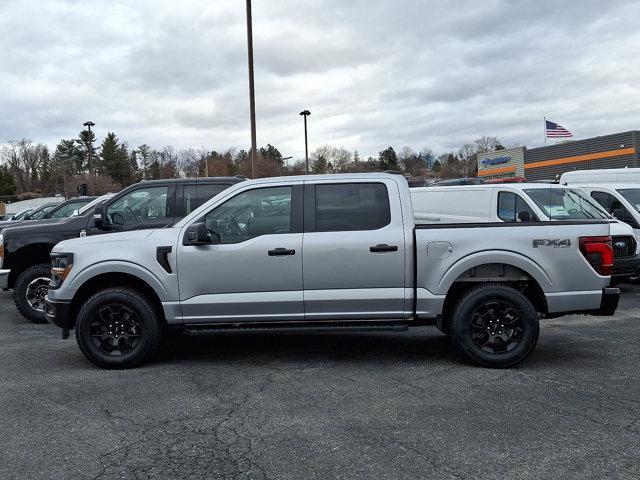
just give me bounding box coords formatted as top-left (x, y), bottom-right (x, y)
top-left (0, 234), bottom-right (4, 268)
top-left (50, 253), bottom-right (74, 289)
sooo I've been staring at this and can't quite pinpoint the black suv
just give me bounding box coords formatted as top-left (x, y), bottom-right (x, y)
top-left (0, 177), bottom-right (243, 323)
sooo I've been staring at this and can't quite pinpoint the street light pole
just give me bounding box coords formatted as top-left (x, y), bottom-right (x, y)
top-left (83, 121), bottom-right (95, 195)
top-left (245, 0), bottom-right (258, 179)
top-left (299, 110), bottom-right (310, 173)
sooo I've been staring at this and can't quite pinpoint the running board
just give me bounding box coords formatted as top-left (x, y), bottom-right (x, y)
top-left (182, 322), bottom-right (409, 336)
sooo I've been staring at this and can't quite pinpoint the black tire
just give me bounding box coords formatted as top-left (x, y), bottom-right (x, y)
top-left (75, 287), bottom-right (163, 369)
top-left (449, 283), bottom-right (539, 368)
top-left (14, 263), bottom-right (52, 324)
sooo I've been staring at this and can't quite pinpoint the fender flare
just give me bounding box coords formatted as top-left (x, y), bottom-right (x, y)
top-left (66, 260), bottom-right (170, 301)
top-left (437, 250), bottom-right (552, 294)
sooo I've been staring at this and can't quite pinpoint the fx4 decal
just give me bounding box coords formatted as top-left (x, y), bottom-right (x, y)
top-left (532, 239), bottom-right (571, 248)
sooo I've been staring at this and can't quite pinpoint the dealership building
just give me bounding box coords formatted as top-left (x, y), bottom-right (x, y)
top-left (477, 130), bottom-right (640, 181)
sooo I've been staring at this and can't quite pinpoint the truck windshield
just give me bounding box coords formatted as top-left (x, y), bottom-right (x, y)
top-left (524, 188), bottom-right (609, 220)
top-left (77, 194), bottom-right (114, 215)
top-left (28, 204), bottom-right (56, 220)
top-left (616, 189), bottom-right (640, 213)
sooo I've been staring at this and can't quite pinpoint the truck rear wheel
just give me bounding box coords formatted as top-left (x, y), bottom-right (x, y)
top-left (14, 263), bottom-right (52, 324)
top-left (449, 283), bottom-right (539, 368)
top-left (75, 287), bottom-right (163, 369)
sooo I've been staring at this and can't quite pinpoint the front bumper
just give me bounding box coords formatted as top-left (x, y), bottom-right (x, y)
top-left (44, 295), bottom-right (73, 330)
top-left (0, 269), bottom-right (10, 290)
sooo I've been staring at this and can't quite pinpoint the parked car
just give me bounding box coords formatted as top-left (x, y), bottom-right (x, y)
top-left (411, 183), bottom-right (640, 284)
top-left (483, 177), bottom-right (526, 184)
top-left (4, 208), bottom-right (34, 222)
top-left (432, 177), bottom-right (484, 186)
top-left (0, 177), bottom-right (244, 323)
top-left (45, 173), bottom-right (618, 369)
top-left (41, 196), bottom-right (96, 220)
top-left (21, 203), bottom-right (58, 221)
top-left (0, 197), bottom-right (95, 235)
top-left (561, 168), bottom-right (640, 282)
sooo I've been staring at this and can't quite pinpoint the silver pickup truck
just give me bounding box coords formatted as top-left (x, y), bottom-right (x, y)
top-left (44, 173), bottom-right (619, 369)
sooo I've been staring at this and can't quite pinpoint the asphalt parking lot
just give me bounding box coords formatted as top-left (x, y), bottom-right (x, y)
top-left (1, 288), bottom-right (639, 480)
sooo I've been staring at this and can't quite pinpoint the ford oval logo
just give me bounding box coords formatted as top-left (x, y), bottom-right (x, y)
top-left (614, 241), bottom-right (627, 248)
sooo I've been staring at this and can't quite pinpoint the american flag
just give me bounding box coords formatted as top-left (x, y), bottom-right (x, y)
top-left (545, 120), bottom-right (573, 138)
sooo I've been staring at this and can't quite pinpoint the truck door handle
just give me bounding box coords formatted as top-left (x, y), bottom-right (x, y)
top-left (268, 248), bottom-right (296, 256)
top-left (370, 244), bottom-right (398, 253)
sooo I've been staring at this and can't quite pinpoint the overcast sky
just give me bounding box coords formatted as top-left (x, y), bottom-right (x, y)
top-left (2, 0), bottom-right (640, 160)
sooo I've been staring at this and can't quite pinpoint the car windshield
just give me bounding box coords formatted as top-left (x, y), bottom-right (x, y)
top-left (524, 188), bottom-right (610, 220)
top-left (28, 204), bottom-right (57, 220)
top-left (616, 189), bottom-right (640, 213)
top-left (12, 209), bottom-right (33, 220)
top-left (77, 194), bottom-right (114, 215)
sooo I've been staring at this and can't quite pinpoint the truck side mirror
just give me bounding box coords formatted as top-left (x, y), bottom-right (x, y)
top-left (93, 203), bottom-right (107, 229)
top-left (183, 222), bottom-right (213, 245)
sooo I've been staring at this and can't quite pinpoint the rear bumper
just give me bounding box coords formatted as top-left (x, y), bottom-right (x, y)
top-left (0, 269), bottom-right (10, 289)
top-left (545, 287), bottom-right (619, 318)
top-left (594, 287), bottom-right (620, 316)
top-left (611, 254), bottom-right (640, 281)
top-left (44, 296), bottom-right (73, 329)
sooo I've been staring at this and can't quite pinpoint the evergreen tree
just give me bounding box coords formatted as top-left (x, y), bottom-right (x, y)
top-left (53, 139), bottom-right (84, 174)
top-left (378, 146), bottom-right (399, 170)
top-left (77, 129), bottom-right (98, 174)
top-left (136, 144), bottom-right (151, 180)
top-left (0, 165), bottom-right (16, 195)
top-left (99, 132), bottom-right (130, 187)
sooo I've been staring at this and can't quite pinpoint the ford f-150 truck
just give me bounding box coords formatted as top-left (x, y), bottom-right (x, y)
top-left (0, 177), bottom-right (243, 323)
top-left (44, 173), bottom-right (619, 369)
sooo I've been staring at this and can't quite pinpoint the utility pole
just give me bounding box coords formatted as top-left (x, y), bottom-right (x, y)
top-left (245, 0), bottom-right (257, 179)
top-left (299, 109), bottom-right (310, 173)
top-left (83, 120), bottom-right (95, 194)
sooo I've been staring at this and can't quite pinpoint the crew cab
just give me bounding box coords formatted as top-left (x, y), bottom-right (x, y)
top-left (411, 183), bottom-right (640, 285)
top-left (44, 173), bottom-right (619, 369)
top-left (0, 177), bottom-right (243, 323)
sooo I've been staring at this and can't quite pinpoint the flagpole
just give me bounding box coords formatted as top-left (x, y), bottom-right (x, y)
top-left (543, 117), bottom-right (547, 146)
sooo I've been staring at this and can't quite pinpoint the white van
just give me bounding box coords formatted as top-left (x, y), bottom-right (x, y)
top-left (560, 168), bottom-right (640, 246)
top-left (411, 183), bottom-right (640, 284)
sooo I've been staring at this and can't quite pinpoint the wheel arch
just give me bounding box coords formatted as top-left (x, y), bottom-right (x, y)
top-left (438, 259), bottom-right (548, 335)
top-left (68, 271), bottom-right (167, 329)
top-left (7, 243), bottom-right (55, 289)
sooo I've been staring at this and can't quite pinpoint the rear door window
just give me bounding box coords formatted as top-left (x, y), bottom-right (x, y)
top-left (314, 183), bottom-right (390, 231)
top-left (183, 184), bottom-right (230, 215)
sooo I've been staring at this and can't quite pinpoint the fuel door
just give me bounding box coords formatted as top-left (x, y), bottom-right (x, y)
top-left (427, 241), bottom-right (453, 260)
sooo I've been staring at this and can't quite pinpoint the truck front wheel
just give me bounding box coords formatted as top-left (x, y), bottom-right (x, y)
top-left (75, 287), bottom-right (163, 369)
top-left (449, 284), bottom-right (539, 368)
top-left (14, 263), bottom-right (52, 324)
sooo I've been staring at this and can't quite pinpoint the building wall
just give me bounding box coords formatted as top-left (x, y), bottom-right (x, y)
top-left (477, 146), bottom-right (525, 179)
top-left (524, 131), bottom-right (639, 181)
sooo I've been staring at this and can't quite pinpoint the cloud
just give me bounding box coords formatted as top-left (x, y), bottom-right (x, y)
top-left (1, 0), bottom-right (639, 159)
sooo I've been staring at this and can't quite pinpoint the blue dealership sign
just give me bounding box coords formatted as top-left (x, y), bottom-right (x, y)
top-left (481, 156), bottom-right (511, 166)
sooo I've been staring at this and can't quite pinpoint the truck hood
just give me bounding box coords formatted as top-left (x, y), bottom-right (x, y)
top-left (1, 217), bottom-right (73, 237)
top-left (0, 217), bottom-right (70, 233)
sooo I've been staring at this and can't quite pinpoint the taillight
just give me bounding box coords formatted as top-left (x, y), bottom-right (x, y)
top-left (579, 236), bottom-right (613, 276)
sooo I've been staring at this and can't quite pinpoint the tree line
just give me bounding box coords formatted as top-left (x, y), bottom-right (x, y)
top-left (0, 129), bottom-right (507, 197)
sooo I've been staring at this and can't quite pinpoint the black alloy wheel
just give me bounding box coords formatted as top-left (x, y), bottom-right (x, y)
top-left (90, 304), bottom-right (142, 356)
top-left (470, 300), bottom-right (524, 354)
